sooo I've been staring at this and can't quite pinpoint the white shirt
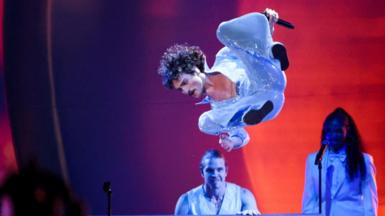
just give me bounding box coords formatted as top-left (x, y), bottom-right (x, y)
top-left (302, 150), bottom-right (378, 216)
top-left (185, 182), bottom-right (257, 215)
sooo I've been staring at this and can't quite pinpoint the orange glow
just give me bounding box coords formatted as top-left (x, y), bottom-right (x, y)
top-left (239, 0), bottom-right (385, 214)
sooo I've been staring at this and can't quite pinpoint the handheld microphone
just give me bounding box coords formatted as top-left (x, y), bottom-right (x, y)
top-left (103, 181), bottom-right (112, 216)
top-left (276, 19), bottom-right (295, 29)
top-left (103, 181), bottom-right (111, 193)
top-left (314, 140), bottom-right (328, 165)
top-left (263, 12), bottom-right (295, 29)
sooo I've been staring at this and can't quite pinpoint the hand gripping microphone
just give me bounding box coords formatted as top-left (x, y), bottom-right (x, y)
top-left (263, 12), bottom-right (295, 29)
top-left (314, 140), bottom-right (328, 165)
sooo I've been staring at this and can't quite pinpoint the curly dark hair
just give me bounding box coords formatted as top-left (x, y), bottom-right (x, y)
top-left (158, 44), bottom-right (206, 89)
top-left (321, 107), bottom-right (366, 181)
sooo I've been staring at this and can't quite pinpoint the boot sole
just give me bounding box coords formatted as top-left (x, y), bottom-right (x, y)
top-left (272, 44), bottom-right (289, 71)
top-left (243, 101), bottom-right (274, 125)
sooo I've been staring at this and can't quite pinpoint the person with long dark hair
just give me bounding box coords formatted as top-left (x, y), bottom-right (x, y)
top-left (302, 107), bottom-right (378, 216)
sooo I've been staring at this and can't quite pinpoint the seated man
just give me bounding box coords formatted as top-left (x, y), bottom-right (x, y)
top-left (158, 9), bottom-right (289, 151)
top-left (174, 149), bottom-right (260, 215)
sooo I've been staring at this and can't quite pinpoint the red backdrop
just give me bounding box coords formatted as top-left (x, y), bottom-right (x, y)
top-left (239, 0), bottom-right (385, 214)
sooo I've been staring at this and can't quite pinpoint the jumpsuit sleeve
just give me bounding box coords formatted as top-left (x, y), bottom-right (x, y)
top-left (302, 154), bottom-right (319, 214)
top-left (362, 154), bottom-right (378, 216)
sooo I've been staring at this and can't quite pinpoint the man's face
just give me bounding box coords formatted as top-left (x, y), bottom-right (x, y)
top-left (201, 157), bottom-right (227, 189)
top-left (172, 70), bottom-right (205, 98)
top-left (323, 118), bottom-right (348, 152)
